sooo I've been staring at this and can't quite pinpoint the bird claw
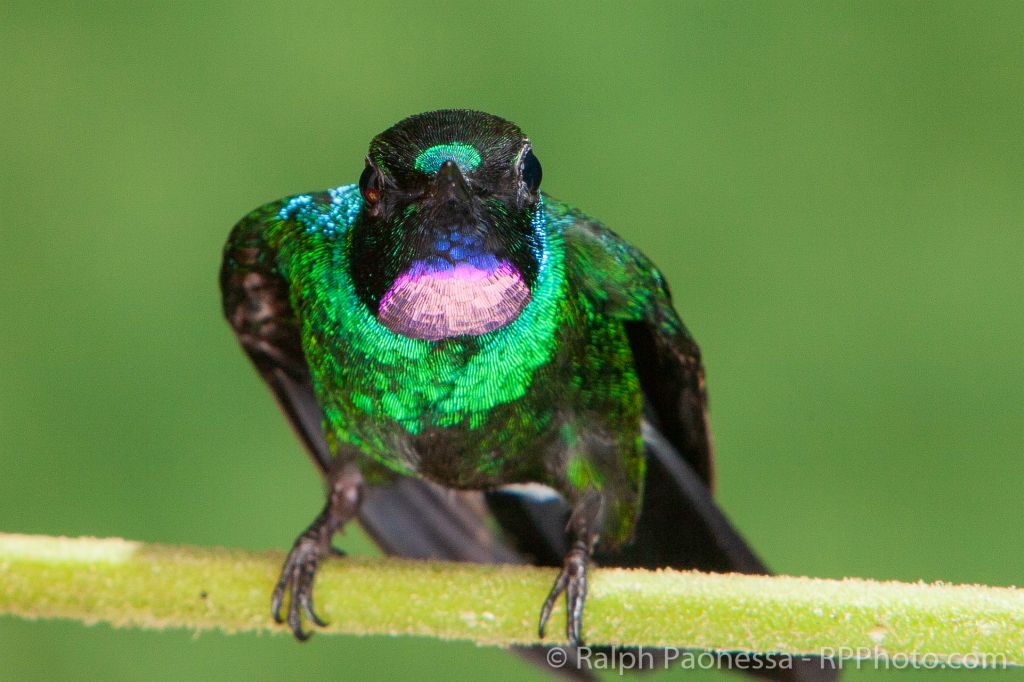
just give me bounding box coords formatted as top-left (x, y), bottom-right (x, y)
top-left (271, 534), bottom-right (329, 640)
top-left (538, 544), bottom-right (588, 646)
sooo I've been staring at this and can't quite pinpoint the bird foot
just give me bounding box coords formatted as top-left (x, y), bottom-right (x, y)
top-left (538, 543), bottom-right (589, 646)
top-left (271, 530), bottom-right (330, 640)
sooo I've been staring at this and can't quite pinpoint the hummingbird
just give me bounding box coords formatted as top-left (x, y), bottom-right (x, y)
top-left (220, 110), bottom-right (835, 680)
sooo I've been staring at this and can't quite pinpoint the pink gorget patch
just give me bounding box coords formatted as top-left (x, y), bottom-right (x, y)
top-left (377, 260), bottom-right (531, 340)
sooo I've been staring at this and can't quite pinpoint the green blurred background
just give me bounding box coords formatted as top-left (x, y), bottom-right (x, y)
top-left (2, 1), bottom-right (1021, 679)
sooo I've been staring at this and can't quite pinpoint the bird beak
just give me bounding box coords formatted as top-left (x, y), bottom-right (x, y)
top-left (432, 160), bottom-right (471, 202)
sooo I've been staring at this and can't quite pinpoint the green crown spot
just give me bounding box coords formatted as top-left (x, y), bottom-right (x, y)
top-left (414, 142), bottom-right (482, 174)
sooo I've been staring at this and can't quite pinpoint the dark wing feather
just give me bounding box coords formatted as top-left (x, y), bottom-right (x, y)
top-left (614, 421), bottom-right (764, 571)
top-left (625, 318), bottom-right (714, 487)
top-left (220, 204), bottom-right (332, 473)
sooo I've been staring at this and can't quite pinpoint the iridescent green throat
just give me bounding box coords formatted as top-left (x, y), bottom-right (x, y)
top-left (272, 186), bottom-right (567, 442)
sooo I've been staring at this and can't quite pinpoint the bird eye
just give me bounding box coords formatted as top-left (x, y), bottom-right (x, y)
top-left (359, 164), bottom-right (381, 204)
top-left (521, 148), bottom-right (542, 192)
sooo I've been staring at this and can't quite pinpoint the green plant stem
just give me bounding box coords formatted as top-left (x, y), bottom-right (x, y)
top-left (1, 533), bottom-right (1022, 666)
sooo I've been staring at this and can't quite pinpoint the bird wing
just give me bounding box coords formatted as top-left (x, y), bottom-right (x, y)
top-left (485, 206), bottom-right (836, 680)
top-left (547, 209), bottom-right (786, 572)
top-left (220, 200), bottom-right (334, 473)
top-left (562, 209), bottom-right (714, 487)
top-left (488, 206), bottom-right (761, 570)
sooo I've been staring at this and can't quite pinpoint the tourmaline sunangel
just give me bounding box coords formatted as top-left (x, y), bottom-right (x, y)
top-left (220, 110), bottom-right (833, 678)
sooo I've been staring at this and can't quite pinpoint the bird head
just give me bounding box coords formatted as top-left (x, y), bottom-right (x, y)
top-left (349, 110), bottom-right (544, 341)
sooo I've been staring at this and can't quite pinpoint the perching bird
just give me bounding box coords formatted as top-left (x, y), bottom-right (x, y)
top-left (220, 110), bottom-right (835, 680)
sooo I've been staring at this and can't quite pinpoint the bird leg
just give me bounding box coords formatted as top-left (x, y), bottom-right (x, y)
top-left (271, 461), bottom-right (363, 640)
top-left (538, 491), bottom-right (602, 646)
